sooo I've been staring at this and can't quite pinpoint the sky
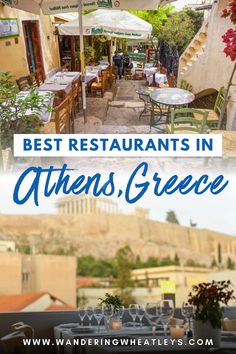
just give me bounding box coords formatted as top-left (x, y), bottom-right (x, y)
top-left (0, 164), bottom-right (235, 237)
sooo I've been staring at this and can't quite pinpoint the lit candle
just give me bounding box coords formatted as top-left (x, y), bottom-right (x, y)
top-left (110, 320), bottom-right (122, 330)
top-left (170, 325), bottom-right (185, 339)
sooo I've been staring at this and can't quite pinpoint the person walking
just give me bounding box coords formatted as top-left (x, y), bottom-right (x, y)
top-left (113, 50), bottom-right (123, 79)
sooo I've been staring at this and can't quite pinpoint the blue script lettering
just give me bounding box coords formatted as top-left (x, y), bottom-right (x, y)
top-left (13, 162), bottom-right (229, 207)
top-left (13, 164), bottom-right (115, 206)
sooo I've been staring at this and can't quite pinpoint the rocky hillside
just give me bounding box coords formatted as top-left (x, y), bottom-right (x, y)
top-left (0, 214), bottom-right (235, 266)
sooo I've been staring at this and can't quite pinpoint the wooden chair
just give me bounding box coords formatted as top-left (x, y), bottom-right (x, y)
top-left (193, 87), bottom-right (225, 129)
top-left (91, 72), bottom-right (106, 97)
top-left (107, 65), bottom-right (115, 86)
top-left (124, 68), bottom-right (133, 80)
top-left (135, 69), bottom-right (144, 80)
top-left (52, 89), bottom-right (65, 108)
top-left (61, 61), bottom-right (72, 72)
top-left (72, 78), bottom-right (80, 114)
top-left (112, 65), bottom-right (118, 82)
top-left (35, 68), bottom-right (45, 85)
top-left (43, 97), bottom-right (70, 134)
top-left (16, 76), bottom-right (31, 91)
top-left (29, 72), bottom-right (38, 88)
top-left (168, 74), bottom-right (175, 88)
top-left (104, 68), bottom-right (111, 90)
top-left (166, 108), bottom-right (209, 134)
top-left (57, 90), bottom-right (74, 133)
top-left (137, 62), bottom-right (144, 69)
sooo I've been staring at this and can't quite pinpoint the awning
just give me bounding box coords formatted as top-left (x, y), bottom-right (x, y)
top-left (3, 0), bottom-right (175, 15)
top-left (58, 10), bottom-right (152, 39)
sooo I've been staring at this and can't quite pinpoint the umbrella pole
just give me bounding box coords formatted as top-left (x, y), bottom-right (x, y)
top-left (78, 0), bottom-right (87, 124)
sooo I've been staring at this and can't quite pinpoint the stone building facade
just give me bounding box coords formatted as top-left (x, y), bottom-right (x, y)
top-left (56, 195), bottom-right (119, 215)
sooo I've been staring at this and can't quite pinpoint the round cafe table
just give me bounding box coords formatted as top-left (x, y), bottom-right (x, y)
top-left (149, 88), bottom-right (195, 131)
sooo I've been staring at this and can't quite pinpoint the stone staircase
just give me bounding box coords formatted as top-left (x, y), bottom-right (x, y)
top-left (178, 21), bottom-right (209, 92)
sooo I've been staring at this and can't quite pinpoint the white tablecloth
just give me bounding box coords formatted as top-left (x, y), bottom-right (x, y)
top-left (85, 68), bottom-right (100, 83)
top-left (38, 72), bottom-right (80, 94)
top-left (144, 67), bottom-right (156, 77)
top-left (147, 73), bottom-right (168, 86)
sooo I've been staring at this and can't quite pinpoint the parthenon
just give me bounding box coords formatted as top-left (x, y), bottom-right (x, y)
top-left (56, 195), bottom-right (119, 215)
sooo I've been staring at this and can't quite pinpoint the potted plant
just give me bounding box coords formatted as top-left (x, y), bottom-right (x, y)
top-left (0, 72), bottom-right (53, 169)
top-left (0, 72), bottom-right (52, 144)
top-left (99, 293), bottom-right (124, 330)
top-left (187, 280), bottom-right (235, 347)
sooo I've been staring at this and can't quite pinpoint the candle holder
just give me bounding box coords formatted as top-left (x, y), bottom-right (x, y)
top-left (170, 325), bottom-right (185, 340)
top-left (110, 319), bottom-right (122, 330)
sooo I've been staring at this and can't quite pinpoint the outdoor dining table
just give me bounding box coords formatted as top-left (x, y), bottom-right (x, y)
top-left (85, 67), bottom-right (100, 83)
top-left (54, 324), bottom-right (236, 354)
top-left (146, 71), bottom-right (168, 86)
top-left (149, 88), bottom-right (195, 131)
top-left (38, 71), bottom-right (81, 94)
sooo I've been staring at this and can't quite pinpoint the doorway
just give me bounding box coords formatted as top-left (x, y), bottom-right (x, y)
top-left (22, 20), bottom-right (45, 77)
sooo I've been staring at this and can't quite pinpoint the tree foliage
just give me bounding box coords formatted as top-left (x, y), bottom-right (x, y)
top-left (77, 255), bottom-right (117, 277)
top-left (113, 246), bottom-right (135, 306)
top-left (166, 210), bottom-right (179, 224)
top-left (130, 5), bottom-right (173, 36)
top-left (131, 7), bottom-right (204, 55)
top-left (227, 256), bottom-right (235, 270)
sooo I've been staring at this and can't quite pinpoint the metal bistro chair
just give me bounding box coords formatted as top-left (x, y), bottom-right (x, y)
top-left (150, 97), bottom-right (170, 132)
top-left (0, 322), bottom-right (34, 354)
top-left (193, 87), bottom-right (225, 129)
top-left (166, 108), bottom-right (209, 134)
top-left (180, 79), bottom-right (193, 93)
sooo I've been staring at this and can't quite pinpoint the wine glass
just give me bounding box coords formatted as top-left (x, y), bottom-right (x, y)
top-left (86, 306), bottom-right (94, 327)
top-left (118, 306), bottom-right (125, 323)
top-left (137, 305), bottom-right (145, 328)
top-left (78, 306), bottom-right (86, 326)
top-left (129, 304), bottom-right (139, 327)
top-left (159, 300), bottom-right (174, 338)
top-left (94, 305), bottom-right (104, 332)
top-left (145, 302), bottom-right (159, 335)
top-left (103, 304), bottom-right (113, 331)
top-left (181, 302), bottom-right (194, 338)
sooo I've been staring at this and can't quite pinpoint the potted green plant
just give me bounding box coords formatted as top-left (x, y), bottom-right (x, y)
top-left (187, 280), bottom-right (235, 347)
top-left (99, 293), bottom-right (124, 330)
top-left (0, 72), bottom-right (52, 147)
top-left (0, 71), bottom-right (53, 169)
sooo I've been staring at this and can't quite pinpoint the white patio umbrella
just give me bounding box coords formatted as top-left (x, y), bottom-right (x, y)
top-left (58, 10), bottom-right (152, 39)
top-left (3, 0), bottom-right (175, 123)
